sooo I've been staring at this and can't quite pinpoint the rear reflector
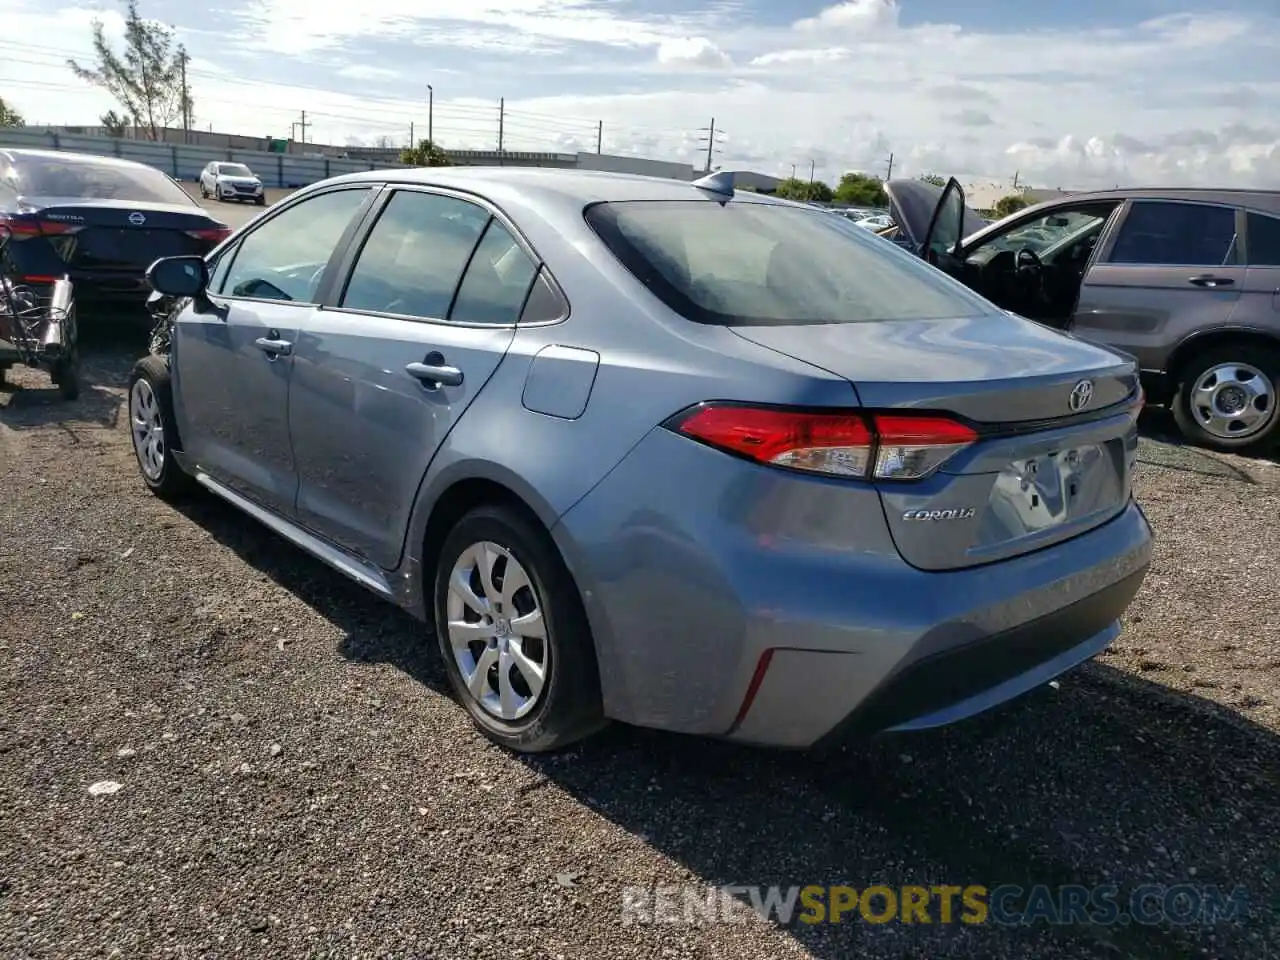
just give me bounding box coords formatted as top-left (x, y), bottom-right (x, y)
top-left (667, 403), bottom-right (978, 481)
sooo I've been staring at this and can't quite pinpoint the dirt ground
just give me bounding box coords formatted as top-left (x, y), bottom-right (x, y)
top-left (1, 342), bottom-right (1277, 960)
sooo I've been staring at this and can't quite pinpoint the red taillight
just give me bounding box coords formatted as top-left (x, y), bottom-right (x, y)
top-left (668, 403), bottom-right (977, 481)
top-left (186, 226), bottom-right (232, 243)
top-left (0, 215), bottom-right (80, 237)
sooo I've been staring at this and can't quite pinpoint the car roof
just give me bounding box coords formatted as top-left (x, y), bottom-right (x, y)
top-left (0, 147), bottom-right (162, 174)
top-left (318, 165), bottom-right (798, 208)
top-left (1038, 186), bottom-right (1280, 212)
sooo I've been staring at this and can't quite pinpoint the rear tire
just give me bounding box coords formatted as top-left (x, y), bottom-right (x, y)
top-left (433, 504), bottom-right (606, 753)
top-left (128, 354), bottom-right (196, 499)
top-left (1171, 344), bottom-right (1280, 454)
top-left (52, 348), bottom-right (80, 401)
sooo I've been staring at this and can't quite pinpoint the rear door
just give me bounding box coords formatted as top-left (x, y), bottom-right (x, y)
top-left (1236, 209), bottom-right (1280, 328)
top-left (171, 185), bottom-right (377, 515)
top-left (287, 187), bottom-right (543, 569)
top-left (1072, 199), bottom-right (1245, 373)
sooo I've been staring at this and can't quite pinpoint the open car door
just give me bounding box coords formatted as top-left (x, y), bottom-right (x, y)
top-left (883, 178), bottom-right (986, 273)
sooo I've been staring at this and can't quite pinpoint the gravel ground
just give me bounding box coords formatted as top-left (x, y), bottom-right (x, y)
top-left (1, 337), bottom-right (1278, 960)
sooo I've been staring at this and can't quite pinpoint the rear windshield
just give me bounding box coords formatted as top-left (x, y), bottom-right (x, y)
top-left (218, 164), bottom-right (253, 176)
top-left (6, 156), bottom-right (195, 205)
top-left (584, 200), bottom-right (989, 326)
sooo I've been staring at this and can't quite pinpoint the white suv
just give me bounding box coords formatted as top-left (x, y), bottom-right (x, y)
top-left (199, 162), bottom-right (265, 205)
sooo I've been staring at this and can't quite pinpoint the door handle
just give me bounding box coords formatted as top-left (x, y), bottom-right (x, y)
top-left (1188, 275), bottom-right (1234, 287)
top-left (254, 336), bottom-right (293, 357)
top-left (406, 360), bottom-right (463, 388)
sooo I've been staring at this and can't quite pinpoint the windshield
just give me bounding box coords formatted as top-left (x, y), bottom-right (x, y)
top-left (218, 164), bottom-right (253, 177)
top-left (585, 200), bottom-right (990, 326)
top-left (7, 155), bottom-right (194, 205)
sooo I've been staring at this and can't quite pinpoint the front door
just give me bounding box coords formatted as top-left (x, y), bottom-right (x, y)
top-left (1073, 199), bottom-right (1245, 373)
top-left (288, 187), bottom-right (541, 569)
top-left (170, 185), bottom-right (376, 515)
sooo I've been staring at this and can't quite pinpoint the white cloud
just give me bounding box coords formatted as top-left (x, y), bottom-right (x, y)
top-left (0, 0), bottom-right (1278, 191)
top-left (656, 37), bottom-right (732, 69)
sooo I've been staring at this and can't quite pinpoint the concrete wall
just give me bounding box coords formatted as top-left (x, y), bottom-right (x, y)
top-left (0, 127), bottom-right (406, 188)
top-left (574, 152), bottom-right (696, 180)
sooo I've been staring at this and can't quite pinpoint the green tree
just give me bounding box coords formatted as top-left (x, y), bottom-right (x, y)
top-left (0, 97), bottom-right (23, 127)
top-left (100, 110), bottom-right (128, 137)
top-left (918, 173), bottom-right (946, 187)
top-left (775, 177), bottom-right (833, 203)
top-left (67, 0), bottom-right (193, 141)
top-left (400, 139), bottom-right (450, 166)
top-left (993, 194), bottom-right (1031, 218)
top-left (832, 172), bottom-right (888, 207)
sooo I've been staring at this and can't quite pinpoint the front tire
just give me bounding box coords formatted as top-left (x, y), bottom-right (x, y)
top-left (128, 355), bottom-right (196, 499)
top-left (255, 196), bottom-right (266, 206)
top-left (1171, 344), bottom-right (1280, 454)
top-left (433, 504), bottom-right (605, 753)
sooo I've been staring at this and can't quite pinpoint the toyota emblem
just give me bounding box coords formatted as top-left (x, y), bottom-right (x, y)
top-left (128, 211), bottom-right (146, 225)
top-left (1068, 379), bottom-right (1094, 412)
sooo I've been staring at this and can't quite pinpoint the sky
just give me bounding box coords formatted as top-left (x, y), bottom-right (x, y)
top-left (0, 0), bottom-right (1278, 190)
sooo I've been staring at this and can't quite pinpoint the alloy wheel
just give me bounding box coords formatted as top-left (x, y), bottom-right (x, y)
top-left (1189, 362), bottom-right (1275, 441)
top-left (130, 378), bottom-right (165, 480)
top-left (446, 541), bottom-right (549, 722)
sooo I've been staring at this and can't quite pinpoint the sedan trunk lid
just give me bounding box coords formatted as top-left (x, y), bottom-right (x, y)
top-left (728, 314), bottom-right (1141, 571)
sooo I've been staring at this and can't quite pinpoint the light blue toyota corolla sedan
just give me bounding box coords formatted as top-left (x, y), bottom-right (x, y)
top-left (131, 166), bottom-right (1153, 754)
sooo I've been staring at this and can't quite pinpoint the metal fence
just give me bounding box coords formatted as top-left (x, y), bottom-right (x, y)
top-left (0, 127), bottom-right (408, 188)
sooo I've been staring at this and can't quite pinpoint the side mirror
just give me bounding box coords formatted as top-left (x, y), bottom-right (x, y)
top-left (146, 255), bottom-right (208, 298)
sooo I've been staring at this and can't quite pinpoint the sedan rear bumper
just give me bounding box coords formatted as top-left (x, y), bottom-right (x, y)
top-left (554, 425), bottom-right (1153, 748)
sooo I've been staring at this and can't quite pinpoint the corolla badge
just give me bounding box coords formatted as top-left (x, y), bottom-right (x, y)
top-left (1068, 379), bottom-right (1094, 412)
top-left (902, 507), bottom-right (976, 521)
top-left (128, 211), bottom-right (146, 225)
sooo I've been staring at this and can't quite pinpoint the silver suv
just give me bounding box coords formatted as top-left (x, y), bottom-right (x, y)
top-left (885, 179), bottom-right (1280, 454)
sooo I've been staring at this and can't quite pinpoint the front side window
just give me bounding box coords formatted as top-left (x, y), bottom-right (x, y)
top-left (585, 199), bottom-right (990, 326)
top-left (976, 206), bottom-right (1115, 260)
top-left (340, 190), bottom-right (490, 320)
top-left (220, 187), bottom-right (370, 302)
top-left (1107, 201), bottom-right (1238, 266)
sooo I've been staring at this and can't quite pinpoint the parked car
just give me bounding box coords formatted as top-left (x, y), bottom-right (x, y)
top-left (0, 148), bottom-right (231, 315)
top-left (854, 214), bottom-right (894, 231)
top-left (884, 177), bottom-right (1280, 453)
top-left (199, 162), bottom-right (266, 205)
top-left (131, 167), bottom-right (1152, 754)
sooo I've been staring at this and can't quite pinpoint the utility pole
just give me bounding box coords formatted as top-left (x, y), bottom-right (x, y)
top-left (409, 121), bottom-right (414, 148)
top-left (791, 163), bottom-right (796, 179)
top-left (178, 46), bottom-right (190, 143)
top-left (497, 98), bottom-right (505, 160)
top-left (808, 159), bottom-right (815, 185)
top-left (885, 151), bottom-right (894, 181)
top-left (596, 120), bottom-right (603, 154)
top-left (297, 110), bottom-right (308, 144)
top-left (427, 85), bottom-right (433, 146)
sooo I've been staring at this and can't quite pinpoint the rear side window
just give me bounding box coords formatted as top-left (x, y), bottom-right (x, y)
top-left (340, 190), bottom-right (490, 320)
top-left (584, 200), bottom-right (989, 326)
top-left (7, 155), bottom-right (195, 206)
top-left (1108, 201), bottom-right (1238, 266)
top-left (449, 220), bottom-right (538, 325)
top-left (1246, 212), bottom-right (1280, 266)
